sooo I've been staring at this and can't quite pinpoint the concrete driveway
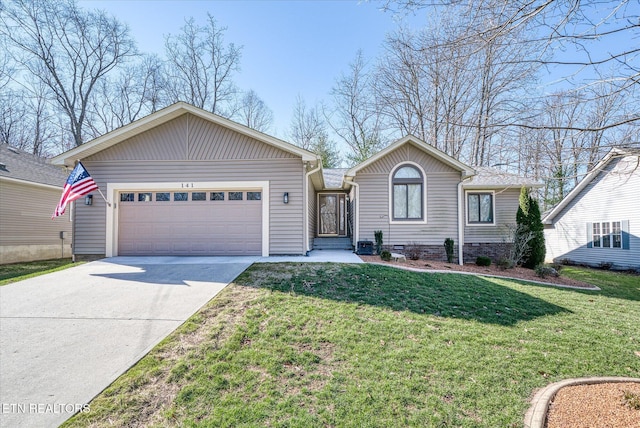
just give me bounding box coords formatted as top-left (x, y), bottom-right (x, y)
top-left (0, 256), bottom-right (257, 428)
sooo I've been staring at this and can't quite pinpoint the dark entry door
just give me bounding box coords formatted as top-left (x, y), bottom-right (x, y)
top-left (318, 193), bottom-right (346, 236)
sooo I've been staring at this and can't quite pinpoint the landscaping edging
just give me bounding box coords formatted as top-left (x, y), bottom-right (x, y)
top-left (524, 377), bottom-right (640, 428)
top-left (365, 262), bottom-right (601, 290)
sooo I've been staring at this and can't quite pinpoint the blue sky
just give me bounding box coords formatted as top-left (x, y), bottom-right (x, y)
top-left (81, 0), bottom-right (424, 138)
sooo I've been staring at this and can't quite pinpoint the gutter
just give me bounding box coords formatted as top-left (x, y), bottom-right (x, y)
top-left (457, 175), bottom-right (474, 265)
top-left (304, 160), bottom-right (323, 254)
top-left (343, 176), bottom-right (359, 246)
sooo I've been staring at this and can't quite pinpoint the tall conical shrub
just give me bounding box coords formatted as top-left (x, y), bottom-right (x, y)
top-left (516, 187), bottom-right (546, 268)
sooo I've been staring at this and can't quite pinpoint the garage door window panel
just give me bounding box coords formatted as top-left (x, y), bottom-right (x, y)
top-left (138, 193), bottom-right (152, 202)
top-left (248, 191), bottom-right (261, 201)
top-left (211, 192), bottom-right (224, 201)
top-left (156, 192), bottom-right (170, 201)
top-left (120, 193), bottom-right (134, 202)
top-left (174, 192), bottom-right (188, 201)
top-left (192, 192), bottom-right (206, 201)
top-left (229, 192), bottom-right (243, 200)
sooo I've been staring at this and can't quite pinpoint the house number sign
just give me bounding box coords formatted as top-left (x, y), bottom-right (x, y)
top-left (181, 183), bottom-right (195, 188)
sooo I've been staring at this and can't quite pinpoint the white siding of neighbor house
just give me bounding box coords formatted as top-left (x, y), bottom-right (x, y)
top-left (544, 155), bottom-right (640, 270)
top-left (464, 188), bottom-right (521, 244)
top-left (355, 143), bottom-right (461, 245)
top-left (76, 113), bottom-right (305, 256)
top-left (0, 180), bottom-right (73, 263)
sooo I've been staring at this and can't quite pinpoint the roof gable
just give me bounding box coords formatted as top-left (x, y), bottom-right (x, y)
top-left (51, 102), bottom-right (319, 167)
top-left (85, 114), bottom-right (297, 162)
top-left (542, 148), bottom-right (640, 224)
top-left (345, 135), bottom-right (475, 178)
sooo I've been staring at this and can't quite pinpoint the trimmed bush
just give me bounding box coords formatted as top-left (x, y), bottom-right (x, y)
top-left (476, 256), bottom-right (491, 266)
top-left (534, 264), bottom-right (559, 278)
top-left (380, 250), bottom-right (391, 261)
top-left (497, 257), bottom-right (515, 270)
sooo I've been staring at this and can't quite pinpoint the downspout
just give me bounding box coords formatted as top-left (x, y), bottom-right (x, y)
top-left (457, 175), bottom-right (473, 265)
top-left (343, 177), bottom-right (359, 247)
top-left (304, 160), bottom-right (323, 255)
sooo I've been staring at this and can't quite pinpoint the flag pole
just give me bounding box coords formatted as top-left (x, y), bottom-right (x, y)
top-left (96, 188), bottom-right (111, 207)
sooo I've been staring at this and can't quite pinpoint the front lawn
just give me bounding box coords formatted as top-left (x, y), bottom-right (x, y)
top-left (0, 258), bottom-right (78, 286)
top-left (63, 264), bottom-right (640, 427)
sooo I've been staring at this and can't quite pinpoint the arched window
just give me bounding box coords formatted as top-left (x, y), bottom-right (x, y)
top-left (392, 165), bottom-right (424, 220)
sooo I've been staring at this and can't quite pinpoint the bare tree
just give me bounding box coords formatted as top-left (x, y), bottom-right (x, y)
top-left (384, 0), bottom-right (640, 132)
top-left (0, 0), bottom-right (136, 146)
top-left (233, 89), bottom-right (273, 132)
top-left (289, 95), bottom-right (341, 167)
top-left (164, 14), bottom-right (241, 116)
top-left (89, 54), bottom-right (167, 135)
top-left (328, 50), bottom-right (385, 165)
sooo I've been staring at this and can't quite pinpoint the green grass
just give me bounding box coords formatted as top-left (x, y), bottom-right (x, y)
top-left (63, 264), bottom-right (640, 427)
top-left (0, 258), bottom-right (79, 285)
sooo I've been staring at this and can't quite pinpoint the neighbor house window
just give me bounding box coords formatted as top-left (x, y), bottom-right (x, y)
top-left (392, 165), bottom-right (424, 220)
top-left (591, 221), bottom-right (623, 249)
top-left (467, 192), bottom-right (494, 224)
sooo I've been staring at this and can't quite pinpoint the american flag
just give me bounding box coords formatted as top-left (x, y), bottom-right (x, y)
top-left (52, 162), bottom-right (99, 218)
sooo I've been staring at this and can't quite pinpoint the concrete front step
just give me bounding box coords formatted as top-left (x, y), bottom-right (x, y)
top-left (313, 237), bottom-right (353, 250)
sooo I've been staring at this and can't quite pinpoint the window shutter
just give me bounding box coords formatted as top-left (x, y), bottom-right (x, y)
top-left (586, 222), bottom-right (593, 248)
top-left (621, 220), bottom-right (630, 250)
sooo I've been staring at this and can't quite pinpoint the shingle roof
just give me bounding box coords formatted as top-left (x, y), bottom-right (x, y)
top-left (323, 168), bottom-right (348, 188)
top-left (0, 144), bottom-right (67, 187)
top-left (463, 167), bottom-right (542, 189)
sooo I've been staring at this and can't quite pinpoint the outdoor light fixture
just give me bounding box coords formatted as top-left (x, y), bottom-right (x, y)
top-left (283, 192), bottom-right (289, 204)
top-left (85, 194), bottom-right (93, 206)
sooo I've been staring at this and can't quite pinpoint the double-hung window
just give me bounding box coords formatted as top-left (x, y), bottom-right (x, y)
top-left (590, 221), bottom-right (623, 249)
top-left (467, 192), bottom-right (494, 224)
top-left (392, 165), bottom-right (424, 221)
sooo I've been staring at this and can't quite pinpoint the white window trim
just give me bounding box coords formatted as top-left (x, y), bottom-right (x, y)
top-left (465, 190), bottom-right (496, 227)
top-left (106, 181), bottom-right (270, 257)
top-left (388, 161), bottom-right (428, 225)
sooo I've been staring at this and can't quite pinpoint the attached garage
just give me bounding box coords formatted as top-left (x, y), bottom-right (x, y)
top-left (50, 102), bottom-right (322, 259)
top-left (118, 189), bottom-right (262, 256)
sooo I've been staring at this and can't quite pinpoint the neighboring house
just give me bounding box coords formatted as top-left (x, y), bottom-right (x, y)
top-left (543, 148), bottom-right (639, 271)
top-left (50, 102), bottom-right (539, 263)
top-left (0, 144), bottom-right (73, 264)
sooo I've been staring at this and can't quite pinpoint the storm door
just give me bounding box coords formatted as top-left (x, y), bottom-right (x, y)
top-left (318, 193), bottom-right (347, 237)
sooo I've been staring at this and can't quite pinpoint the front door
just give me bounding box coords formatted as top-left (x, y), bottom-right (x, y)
top-left (318, 193), bottom-right (347, 236)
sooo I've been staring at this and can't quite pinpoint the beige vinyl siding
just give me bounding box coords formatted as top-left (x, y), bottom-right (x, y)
top-left (78, 158), bottom-right (304, 256)
top-left (355, 142), bottom-right (461, 245)
top-left (307, 177), bottom-right (316, 251)
top-left (359, 143), bottom-right (458, 175)
top-left (87, 114), bottom-right (296, 162)
top-left (0, 180), bottom-right (72, 263)
top-left (464, 188), bottom-right (520, 243)
top-left (544, 155), bottom-right (639, 269)
top-left (75, 114), bottom-right (306, 256)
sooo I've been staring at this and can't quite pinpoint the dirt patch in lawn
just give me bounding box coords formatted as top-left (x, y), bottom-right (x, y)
top-left (359, 256), bottom-right (596, 289)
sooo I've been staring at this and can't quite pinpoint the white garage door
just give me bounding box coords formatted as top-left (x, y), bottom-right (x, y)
top-left (118, 190), bottom-right (262, 256)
